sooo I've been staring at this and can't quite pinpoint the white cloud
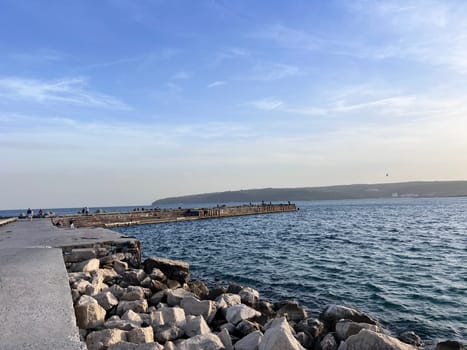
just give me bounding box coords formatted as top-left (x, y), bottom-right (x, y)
top-left (0, 77), bottom-right (130, 109)
top-left (248, 62), bottom-right (299, 81)
top-left (171, 71), bottom-right (191, 80)
top-left (207, 81), bottom-right (227, 88)
top-left (250, 98), bottom-right (284, 111)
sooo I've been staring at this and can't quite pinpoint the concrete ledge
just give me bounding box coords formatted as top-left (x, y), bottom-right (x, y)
top-left (0, 217), bottom-right (17, 227)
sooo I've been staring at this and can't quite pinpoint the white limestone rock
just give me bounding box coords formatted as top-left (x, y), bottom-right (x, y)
top-left (181, 296), bottom-right (217, 323)
top-left (75, 295), bottom-right (106, 329)
top-left (226, 304), bottom-right (261, 325)
top-left (122, 310), bottom-right (144, 326)
top-left (338, 329), bottom-right (418, 350)
top-left (73, 258), bottom-right (100, 273)
top-left (117, 299), bottom-right (148, 315)
top-left (177, 333), bottom-right (225, 350)
top-left (86, 328), bottom-right (127, 350)
top-left (122, 286), bottom-right (146, 301)
top-left (235, 330), bottom-right (263, 350)
top-left (239, 287), bottom-right (260, 307)
top-left (94, 291), bottom-right (119, 311)
top-left (183, 315), bottom-right (211, 337)
top-left (335, 319), bottom-right (381, 341)
top-left (259, 317), bottom-right (305, 350)
top-left (218, 328), bottom-right (234, 350)
top-left (166, 288), bottom-right (195, 306)
top-left (160, 306), bottom-right (186, 327)
top-left (128, 326), bottom-right (154, 344)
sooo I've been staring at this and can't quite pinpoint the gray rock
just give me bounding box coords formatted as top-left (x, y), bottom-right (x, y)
top-left (295, 332), bottom-right (313, 348)
top-left (218, 328), bottom-right (234, 350)
top-left (181, 296), bottom-right (217, 323)
top-left (189, 280), bottom-right (210, 299)
top-left (72, 258), bottom-right (100, 273)
top-left (86, 329), bottom-right (127, 350)
top-left (160, 306), bottom-right (186, 327)
top-left (100, 268), bottom-right (119, 283)
top-left (149, 268), bottom-right (167, 281)
top-left (220, 323), bottom-right (236, 334)
top-left (75, 295), bottom-right (106, 329)
top-left (128, 326), bottom-right (154, 343)
top-left (122, 286), bottom-right (146, 301)
top-left (294, 318), bottom-right (324, 338)
top-left (94, 291), bottom-right (119, 311)
top-left (122, 310), bottom-right (143, 326)
top-left (166, 288), bottom-right (195, 306)
top-left (276, 301), bottom-right (308, 323)
top-left (183, 315), bottom-right (211, 337)
top-left (163, 341), bottom-right (176, 350)
top-left (236, 319), bottom-right (260, 336)
top-left (123, 269), bottom-right (147, 286)
top-left (69, 272), bottom-right (92, 284)
top-left (398, 331), bottom-right (424, 347)
top-left (321, 333), bottom-right (338, 350)
top-left (320, 304), bottom-right (377, 325)
top-left (235, 330), bottom-right (263, 350)
top-left (216, 293), bottom-right (242, 316)
top-left (226, 304), bottom-right (261, 325)
top-left (117, 299), bottom-right (148, 315)
top-left (106, 284), bottom-right (126, 299)
top-left (166, 279), bottom-right (181, 289)
top-left (435, 341), bottom-right (466, 350)
top-left (154, 324), bottom-right (184, 343)
top-left (339, 329), bottom-right (418, 350)
top-left (108, 342), bottom-right (164, 350)
top-left (104, 315), bottom-right (134, 331)
top-left (177, 333), bottom-right (225, 350)
top-left (143, 257), bottom-right (190, 284)
top-left (239, 287), bottom-right (260, 307)
top-left (335, 319), bottom-right (381, 340)
top-left (259, 317), bottom-right (305, 350)
top-left (73, 280), bottom-right (92, 294)
top-left (114, 260), bottom-right (128, 275)
top-left (150, 291), bottom-right (166, 306)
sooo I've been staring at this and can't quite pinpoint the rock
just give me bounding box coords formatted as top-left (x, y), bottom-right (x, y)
top-left (236, 320), bottom-right (260, 336)
top-left (100, 268), bottom-right (119, 283)
top-left (75, 295), bottom-right (106, 329)
top-left (149, 268), bottom-right (167, 281)
top-left (122, 310), bottom-right (144, 326)
top-left (321, 333), bottom-right (338, 350)
top-left (151, 280), bottom-right (168, 293)
top-left (435, 341), bottom-right (466, 350)
top-left (218, 328), bottom-right (234, 350)
top-left (122, 286), bottom-right (146, 301)
top-left (108, 342), bottom-right (163, 350)
top-left (74, 280), bottom-right (92, 294)
top-left (294, 318), bottom-right (324, 338)
top-left (259, 317), bottom-right (305, 350)
top-left (114, 260), bottom-right (129, 274)
top-left (166, 288), bottom-right (195, 306)
top-left (216, 293), bottom-right (242, 316)
top-left (228, 283), bottom-right (244, 294)
top-left (320, 304), bottom-right (377, 326)
top-left (235, 330), bottom-right (263, 350)
top-left (65, 248), bottom-right (97, 263)
top-left (189, 280), bottom-right (210, 299)
top-left (177, 333), bottom-right (225, 350)
top-left (295, 332), bottom-right (314, 349)
top-left (181, 296), bottom-right (217, 323)
top-left (154, 324), bottom-right (184, 343)
top-left (226, 304), bottom-right (261, 325)
top-left (104, 315), bottom-right (134, 331)
top-left (143, 257), bottom-right (190, 284)
top-left (159, 306), bottom-right (186, 327)
top-left (339, 329), bottom-right (418, 350)
top-left (128, 326), bottom-right (154, 343)
top-left (208, 285), bottom-right (228, 300)
top-left (150, 310), bottom-right (164, 327)
top-left (107, 284), bottom-right (126, 299)
top-left (164, 341), bottom-right (176, 350)
top-left (398, 331), bottom-right (423, 347)
top-left (117, 299), bottom-right (148, 315)
top-left (150, 291), bottom-right (166, 306)
top-left (335, 319), bottom-right (381, 340)
top-left (122, 269), bottom-right (147, 286)
top-left (183, 315), bottom-right (211, 337)
top-left (72, 258), bottom-right (100, 272)
top-left (86, 329), bottom-right (127, 350)
top-left (166, 279), bottom-right (181, 289)
top-left (276, 301), bottom-right (308, 322)
top-left (69, 272), bottom-right (92, 284)
top-left (71, 289), bottom-right (81, 304)
top-left (94, 291), bottom-right (119, 311)
top-left (220, 323), bottom-right (236, 334)
top-left (239, 287), bottom-right (260, 307)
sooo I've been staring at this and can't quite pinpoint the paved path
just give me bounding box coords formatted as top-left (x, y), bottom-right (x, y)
top-left (0, 219), bottom-right (129, 349)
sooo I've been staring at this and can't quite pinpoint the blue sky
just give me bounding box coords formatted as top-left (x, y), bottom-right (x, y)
top-left (1, 0), bottom-right (467, 209)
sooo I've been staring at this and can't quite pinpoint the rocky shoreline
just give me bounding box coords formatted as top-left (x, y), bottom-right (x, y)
top-left (67, 253), bottom-right (465, 350)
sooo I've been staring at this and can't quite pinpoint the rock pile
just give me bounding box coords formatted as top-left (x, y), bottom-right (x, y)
top-left (67, 255), bottom-right (462, 350)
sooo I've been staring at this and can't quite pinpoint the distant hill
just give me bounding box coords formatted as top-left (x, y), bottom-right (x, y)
top-left (152, 181), bottom-right (467, 205)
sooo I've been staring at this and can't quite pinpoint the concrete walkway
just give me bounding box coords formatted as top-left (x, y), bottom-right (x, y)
top-left (0, 219), bottom-right (130, 350)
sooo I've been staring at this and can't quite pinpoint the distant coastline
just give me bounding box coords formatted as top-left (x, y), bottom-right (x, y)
top-left (153, 180), bottom-right (467, 205)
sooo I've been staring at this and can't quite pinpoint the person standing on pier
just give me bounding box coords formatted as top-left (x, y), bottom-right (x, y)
top-left (26, 208), bottom-right (33, 221)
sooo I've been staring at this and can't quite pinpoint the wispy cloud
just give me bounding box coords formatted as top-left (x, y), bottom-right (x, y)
top-left (247, 62), bottom-right (299, 81)
top-left (0, 77), bottom-right (130, 109)
top-left (207, 81), bottom-right (227, 88)
top-left (9, 49), bottom-right (64, 62)
top-left (171, 71), bottom-right (191, 80)
top-left (250, 98), bottom-right (283, 111)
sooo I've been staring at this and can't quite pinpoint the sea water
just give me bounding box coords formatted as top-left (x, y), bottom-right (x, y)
top-left (114, 197), bottom-right (467, 343)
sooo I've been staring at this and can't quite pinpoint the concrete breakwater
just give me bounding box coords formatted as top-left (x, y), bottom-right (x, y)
top-left (55, 203), bottom-right (297, 228)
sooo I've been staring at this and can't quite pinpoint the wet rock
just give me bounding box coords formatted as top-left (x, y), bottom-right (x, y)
top-left (239, 287), bottom-right (259, 307)
top-left (143, 257), bottom-right (190, 284)
top-left (94, 291), bottom-right (119, 311)
top-left (320, 304), bottom-right (377, 326)
top-left (320, 333), bottom-right (338, 350)
top-left (117, 299), bottom-right (148, 315)
top-left (122, 286), bottom-right (146, 301)
top-left (177, 333), bottom-right (225, 350)
top-left (75, 295), bottom-right (106, 329)
top-left (166, 288), bottom-right (195, 306)
top-left (226, 304), bottom-right (261, 325)
top-left (86, 329), bottom-right (127, 350)
top-left (72, 258), bottom-right (100, 273)
top-left (183, 315), bottom-right (211, 337)
top-left (128, 326), bottom-right (154, 343)
top-left (259, 317), bottom-right (305, 350)
top-left (335, 319), bottom-right (381, 340)
top-left (275, 301), bottom-right (308, 323)
top-left (235, 330), bottom-right (263, 350)
top-left (154, 324), bottom-right (184, 343)
top-left (294, 318), bottom-right (324, 338)
top-left (435, 341), bottom-right (466, 350)
top-left (181, 296), bottom-right (217, 323)
top-left (339, 329), bottom-right (417, 350)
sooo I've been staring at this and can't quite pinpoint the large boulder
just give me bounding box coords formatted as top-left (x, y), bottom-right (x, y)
top-left (177, 333), bottom-right (225, 350)
top-left (226, 304), bottom-right (261, 325)
top-left (239, 287), bottom-right (260, 307)
top-left (128, 326), bottom-right (154, 343)
top-left (335, 319), bottom-right (381, 340)
top-left (159, 306), bottom-right (186, 327)
top-left (104, 316), bottom-right (134, 331)
top-left (218, 328), bottom-right (234, 350)
top-left (275, 301), bottom-right (308, 323)
top-left (72, 258), bottom-right (100, 273)
top-left (183, 315), bottom-right (211, 337)
top-left (75, 295), bottom-right (106, 329)
top-left (321, 333), bottom-right (338, 350)
top-left (435, 341), bottom-right (466, 350)
top-left (181, 296), bottom-right (217, 323)
top-left (320, 304), bottom-right (377, 325)
top-left (122, 310), bottom-right (143, 327)
top-left (143, 257), bottom-right (190, 284)
top-left (259, 317), bottom-right (305, 350)
top-left (94, 291), bottom-right (119, 311)
top-left (154, 324), bottom-right (184, 343)
top-left (121, 286), bottom-right (146, 301)
top-left (117, 299), bottom-right (148, 315)
top-left (166, 288), bottom-right (195, 306)
top-left (86, 329), bottom-right (127, 350)
top-left (398, 331), bottom-right (424, 347)
top-left (339, 329), bottom-right (418, 350)
top-left (294, 318), bottom-right (324, 338)
top-left (235, 330), bottom-right (263, 350)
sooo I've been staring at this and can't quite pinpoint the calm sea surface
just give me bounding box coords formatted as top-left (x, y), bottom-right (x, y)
top-left (112, 197), bottom-right (467, 344)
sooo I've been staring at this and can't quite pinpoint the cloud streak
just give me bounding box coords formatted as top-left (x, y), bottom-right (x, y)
top-left (0, 77), bottom-right (130, 109)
